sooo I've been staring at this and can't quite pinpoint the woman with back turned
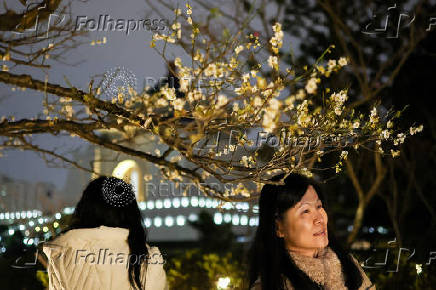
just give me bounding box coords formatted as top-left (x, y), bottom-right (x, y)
top-left (43, 176), bottom-right (168, 290)
top-left (248, 173), bottom-right (375, 290)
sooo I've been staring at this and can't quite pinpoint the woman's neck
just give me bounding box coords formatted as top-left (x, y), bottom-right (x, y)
top-left (287, 246), bottom-right (324, 258)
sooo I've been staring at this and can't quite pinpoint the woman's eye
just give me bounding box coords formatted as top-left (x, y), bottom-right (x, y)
top-left (317, 204), bottom-right (323, 209)
top-left (303, 209), bottom-right (310, 214)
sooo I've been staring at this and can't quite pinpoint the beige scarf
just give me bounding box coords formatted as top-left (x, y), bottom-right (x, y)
top-left (284, 247), bottom-right (376, 290)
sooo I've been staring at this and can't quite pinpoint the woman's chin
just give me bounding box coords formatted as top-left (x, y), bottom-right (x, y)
top-left (313, 237), bottom-right (329, 248)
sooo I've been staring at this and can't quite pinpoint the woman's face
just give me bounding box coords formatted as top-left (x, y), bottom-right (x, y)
top-left (275, 185), bottom-right (328, 257)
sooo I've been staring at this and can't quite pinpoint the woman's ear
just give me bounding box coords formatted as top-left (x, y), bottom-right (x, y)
top-left (275, 219), bottom-right (285, 238)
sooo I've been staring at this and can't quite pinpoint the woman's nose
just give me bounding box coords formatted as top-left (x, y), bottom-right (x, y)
top-left (314, 212), bottom-right (324, 224)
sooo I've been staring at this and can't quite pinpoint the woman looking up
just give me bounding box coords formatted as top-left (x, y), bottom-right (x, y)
top-left (249, 173), bottom-right (375, 290)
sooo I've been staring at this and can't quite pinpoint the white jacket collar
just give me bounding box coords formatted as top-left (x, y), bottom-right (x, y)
top-left (52, 225), bottom-right (130, 249)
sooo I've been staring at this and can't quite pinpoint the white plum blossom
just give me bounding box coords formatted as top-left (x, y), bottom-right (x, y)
top-left (187, 89), bottom-right (203, 102)
top-left (381, 130), bottom-right (390, 139)
top-left (268, 55), bottom-right (279, 70)
top-left (305, 78), bottom-right (317, 94)
top-left (370, 107), bottom-right (379, 124)
top-left (338, 57), bottom-right (348, 66)
top-left (235, 45), bottom-right (244, 54)
top-left (161, 87), bottom-right (176, 100)
top-left (253, 96), bottom-right (262, 107)
top-left (330, 90), bottom-right (348, 115)
top-left (270, 22), bottom-right (284, 54)
top-left (391, 149), bottom-right (400, 158)
top-left (179, 77), bottom-right (190, 92)
top-left (268, 98), bottom-right (281, 110)
top-left (174, 57), bottom-right (182, 68)
top-left (340, 150), bottom-right (348, 160)
top-left (327, 59), bottom-right (337, 71)
top-left (353, 121), bottom-right (360, 129)
top-left (173, 99), bottom-right (186, 111)
top-left (410, 124), bottom-right (424, 135)
top-left (387, 120), bottom-right (393, 128)
top-left (156, 98), bottom-right (168, 107)
top-left (216, 94), bottom-right (228, 108)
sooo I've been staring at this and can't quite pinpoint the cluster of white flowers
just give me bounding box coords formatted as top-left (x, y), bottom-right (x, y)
top-left (185, 3), bottom-right (193, 25)
top-left (284, 95), bottom-right (296, 111)
top-left (203, 63), bottom-right (218, 77)
top-left (409, 124), bottom-right (424, 135)
top-left (316, 55), bottom-right (349, 78)
top-left (171, 22), bottom-right (182, 39)
top-left (330, 90), bottom-right (348, 116)
top-left (296, 100), bottom-right (312, 127)
top-left (187, 88), bottom-right (204, 102)
top-left (298, 167), bottom-right (313, 178)
top-left (63, 104), bottom-right (74, 119)
top-left (393, 133), bottom-right (406, 146)
top-left (380, 129), bottom-right (390, 139)
top-left (253, 96), bottom-right (263, 107)
top-left (261, 81), bottom-right (279, 98)
top-left (369, 107), bottom-right (379, 124)
top-left (152, 33), bottom-right (176, 44)
top-left (179, 77), bottom-right (190, 92)
top-left (186, 3), bottom-right (192, 15)
top-left (240, 155), bottom-right (255, 167)
top-left (160, 86), bottom-right (176, 101)
top-left (416, 264), bottom-right (423, 275)
top-left (232, 102), bottom-right (239, 112)
top-left (172, 98), bottom-right (186, 111)
top-left (225, 183), bottom-right (250, 197)
top-left (142, 8), bottom-right (426, 199)
top-left (262, 98), bottom-right (281, 133)
top-left (270, 23), bottom-right (283, 54)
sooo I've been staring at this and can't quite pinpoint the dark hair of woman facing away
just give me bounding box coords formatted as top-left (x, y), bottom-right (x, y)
top-left (60, 176), bottom-right (148, 290)
top-left (248, 173), bottom-right (363, 290)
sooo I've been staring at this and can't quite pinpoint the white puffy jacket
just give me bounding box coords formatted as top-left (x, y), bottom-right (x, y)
top-left (42, 226), bottom-right (169, 290)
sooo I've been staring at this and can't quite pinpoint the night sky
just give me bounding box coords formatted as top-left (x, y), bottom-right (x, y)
top-left (0, 0), bottom-right (177, 189)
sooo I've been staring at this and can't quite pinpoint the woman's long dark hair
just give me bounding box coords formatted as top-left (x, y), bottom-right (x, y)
top-left (248, 173), bottom-right (363, 290)
top-left (63, 176), bottom-right (148, 290)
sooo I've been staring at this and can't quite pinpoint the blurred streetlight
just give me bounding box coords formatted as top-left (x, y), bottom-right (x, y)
top-left (216, 277), bottom-right (231, 289)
